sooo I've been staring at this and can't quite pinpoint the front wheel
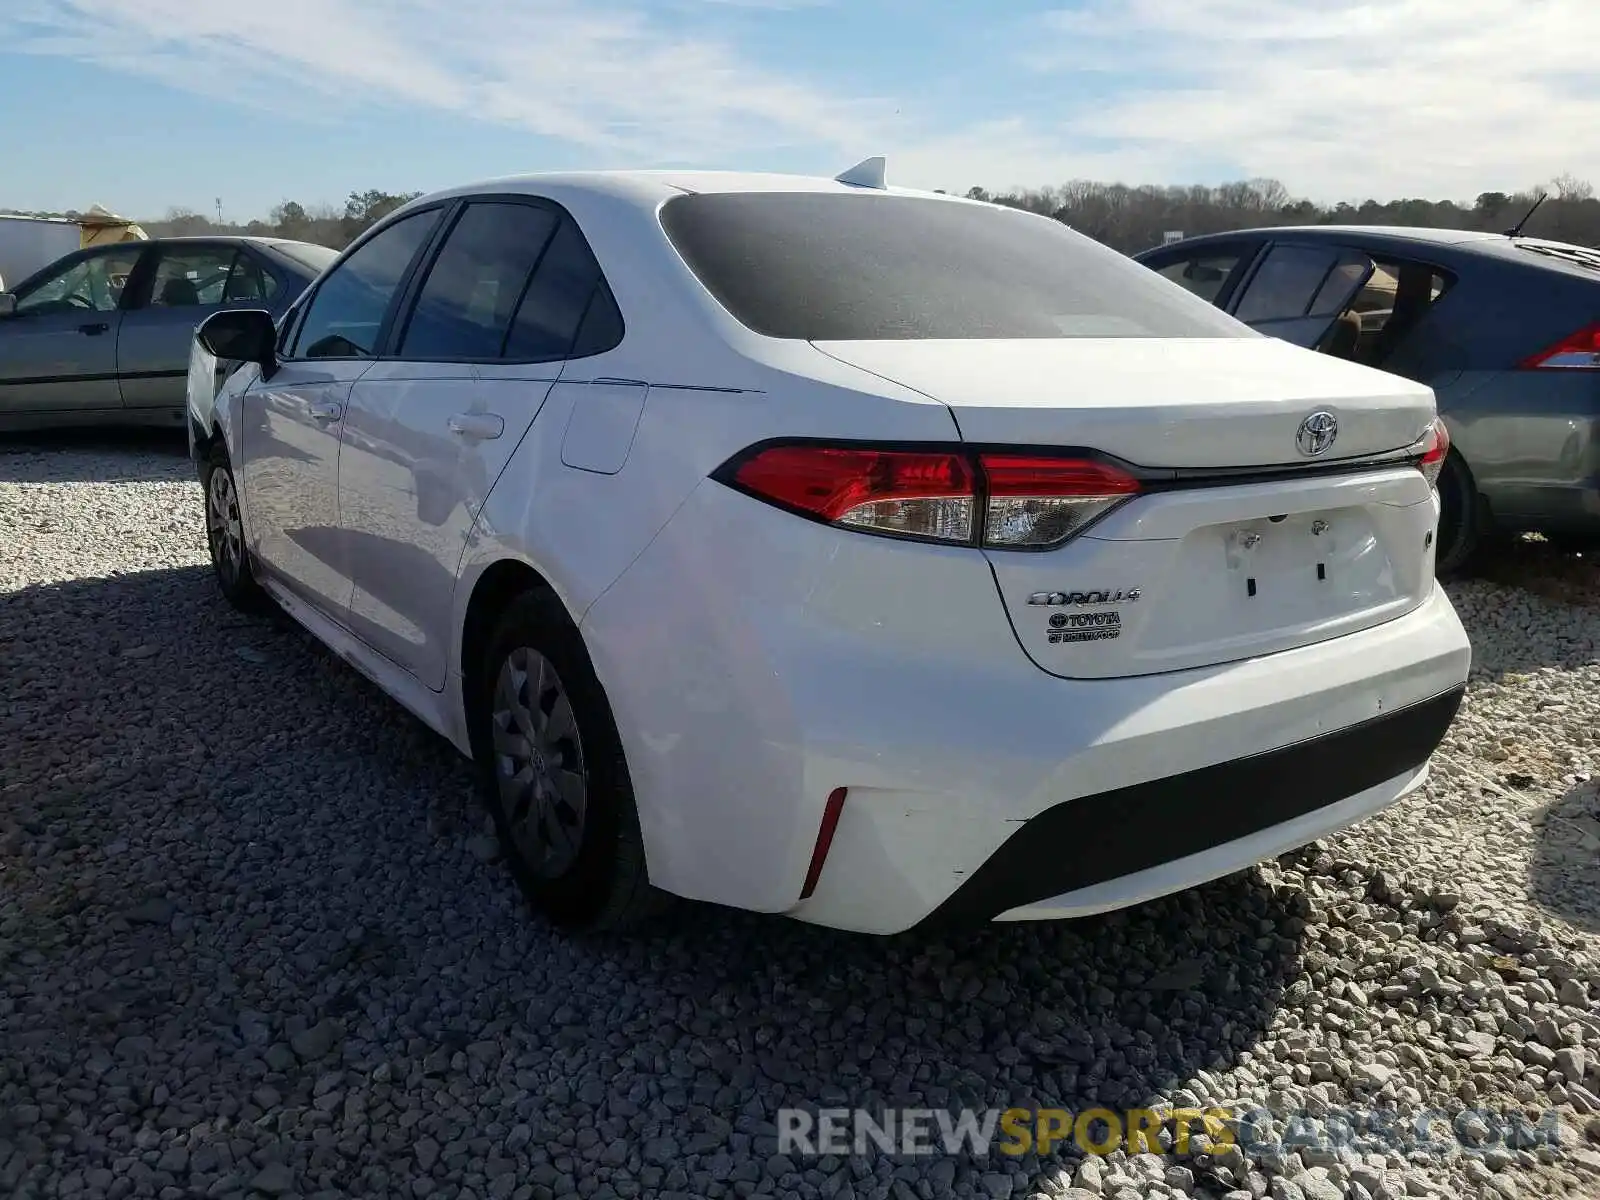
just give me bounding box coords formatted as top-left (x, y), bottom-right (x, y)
top-left (202, 443), bottom-right (268, 612)
top-left (470, 589), bottom-right (663, 931)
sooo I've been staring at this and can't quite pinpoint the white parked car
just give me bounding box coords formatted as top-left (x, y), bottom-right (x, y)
top-left (187, 161), bottom-right (1472, 935)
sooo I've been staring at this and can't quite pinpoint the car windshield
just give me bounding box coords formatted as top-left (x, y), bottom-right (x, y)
top-left (659, 191), bottom-right (1252, 341)
top-left (267, 241), bottom-right (340, 276)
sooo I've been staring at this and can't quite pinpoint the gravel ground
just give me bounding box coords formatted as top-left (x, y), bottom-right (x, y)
top-left (3, 437), bottom-right (1599, 1200)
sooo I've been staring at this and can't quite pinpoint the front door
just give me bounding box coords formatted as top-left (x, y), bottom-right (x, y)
top-left (237, 207), bottom-right (444, 621)
top-left (0, 245), bottom-right (144, 417)
top-left (118, 244), bottom-right (281, 414)
top-left (239, 360), bottom-right (372, 615)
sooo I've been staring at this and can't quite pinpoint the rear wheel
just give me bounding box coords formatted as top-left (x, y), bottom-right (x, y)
top-left (1434, 451), bottom-right (1485, 576)
top-left (470, 589), bottom-right (662, 931)
top-left (203, 443), bottom-right (268, 612)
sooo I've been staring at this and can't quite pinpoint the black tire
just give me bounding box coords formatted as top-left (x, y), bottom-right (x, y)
top-left (202, 442), bottom-right (269, 612)
top-left (1434, 451), bottom-right (1485, 577)
top-left (469, 588), bottom-right (663, 932)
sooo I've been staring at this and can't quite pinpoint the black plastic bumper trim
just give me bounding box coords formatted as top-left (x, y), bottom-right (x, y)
top-left (920, 684), bottom-right (1465, 929)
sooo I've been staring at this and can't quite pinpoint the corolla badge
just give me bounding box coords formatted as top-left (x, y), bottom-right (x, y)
top-left (1296, 410), bottom-right (1339, 457)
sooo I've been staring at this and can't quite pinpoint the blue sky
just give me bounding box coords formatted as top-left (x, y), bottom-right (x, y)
top-left (1, 0), bottom-right (1593, 222)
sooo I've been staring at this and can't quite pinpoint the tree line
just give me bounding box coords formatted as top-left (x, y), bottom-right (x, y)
top-left (960, 173), bottom-right (1600, 254)
top-left (7, 175), bottom-right (1600, 256)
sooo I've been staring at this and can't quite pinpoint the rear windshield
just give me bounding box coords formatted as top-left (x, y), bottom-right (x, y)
top-left (659, 191), bottom-right (1251, 341)
top-left (1515, 240), bottom-right (1600, 273)
top-left (267, 241), bottom-right (340, 276)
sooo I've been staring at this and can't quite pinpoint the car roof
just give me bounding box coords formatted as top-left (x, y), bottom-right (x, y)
top-left (135, 235), bottom-right (324, 249)
top-left (1154, 225), bottom-right (1507, 250)
top-left (402, 168), bottom-right (971, 212)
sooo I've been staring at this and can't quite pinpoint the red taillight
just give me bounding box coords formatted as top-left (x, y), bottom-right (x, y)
top-left (1414, 417), bottom-right (1449, 489)
top-left (730, 445), bottom-right (976, 542)
top-left (980, 454), bottom-right (1142, 548)
top-left (721, 442), bottom-right (1141, 549)
top-left (799, 787), bottom-right (848, 901)
top-left (1520, 323), bottom-right (1600, 370)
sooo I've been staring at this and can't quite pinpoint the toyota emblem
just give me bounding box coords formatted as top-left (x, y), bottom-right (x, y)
top-left (1296, 410), bottom-right (1339, 457)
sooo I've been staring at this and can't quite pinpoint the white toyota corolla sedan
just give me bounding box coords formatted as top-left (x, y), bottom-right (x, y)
top-left (186, 161), bottom-right (1472, 935)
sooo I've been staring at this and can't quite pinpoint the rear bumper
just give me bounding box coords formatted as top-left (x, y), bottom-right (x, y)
top-left (584, 480), bottom-right (1473, 934)
top-left (920, 685), bottom-right (1462, 928)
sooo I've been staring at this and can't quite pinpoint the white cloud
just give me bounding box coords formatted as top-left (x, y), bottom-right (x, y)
top-left (2, 0), bottom-right (884, 160)
top-left (6, 0), bottom-right (1597, 204)
top-left (1014, 0), bottom-right (1600, 201)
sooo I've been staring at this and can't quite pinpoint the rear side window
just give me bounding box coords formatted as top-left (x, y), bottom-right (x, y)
top-left (399, 202), bottom-right (559, 359)
top-left (294, 210), bottom-right (438, 359)
top-left (1233, 244), bottom-right (1347, 323)
top-left (659, 192), bottom-right (1250, 341)
top-left (503, 218), bottom-right (619, 360)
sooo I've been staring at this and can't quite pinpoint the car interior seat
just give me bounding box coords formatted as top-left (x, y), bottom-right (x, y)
top-left (1368, 264), bottom-right (1434, 365)
top-left (1320, 308), bottom-right (1363, 359)
top-left (159, 277), bottom-right (200, 306)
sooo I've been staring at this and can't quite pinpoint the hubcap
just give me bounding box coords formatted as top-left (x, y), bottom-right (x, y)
top-left (206, 468), bottom-right (244, 582)
top-left (491, 647), bottom-right (587, 879)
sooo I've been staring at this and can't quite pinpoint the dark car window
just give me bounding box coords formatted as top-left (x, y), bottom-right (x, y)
top-left (398, 202), bottom-right (559, 359)
top-left (15, 248), bottom-right (142, 315)
top-left (503, 216), bottom-right (621, 360)
top-left (1152, 250), bottom-right (1247, 304)
top-left (1233, 244), bottom-right (1346, 323)
top-left (224, 253), bottom-right (278, 303)
top-left (293, 211), bottom-right (439, 359)
top-left (148, 247), bottom-right (238, 308)
top-left (659, 192), bottom-right (1249, 340)
top-left (569, 277), bottom-right (625, 359)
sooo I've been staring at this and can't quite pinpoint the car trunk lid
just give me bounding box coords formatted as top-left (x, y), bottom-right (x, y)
top-left (813, 336), bottom-right (1434, 467)
top-left (813, 336), bottom-right (1441, 678)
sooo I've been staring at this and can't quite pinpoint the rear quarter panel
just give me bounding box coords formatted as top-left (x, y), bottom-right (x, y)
top-left (1426, 255), bottom-right (1600, 529)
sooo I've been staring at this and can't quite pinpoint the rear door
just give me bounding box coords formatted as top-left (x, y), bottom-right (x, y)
top-left (1228, 241), bottom-right (1376, 348)
top-left (0, 245), bottom-right (145, 417)
top-left (118, 243), bottom-right (283, 413)
top-left (338, 197), bottom-right (621, 690)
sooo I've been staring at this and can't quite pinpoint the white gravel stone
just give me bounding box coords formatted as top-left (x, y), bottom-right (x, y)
top-left (1, 441), bottom-right (1597, 1200)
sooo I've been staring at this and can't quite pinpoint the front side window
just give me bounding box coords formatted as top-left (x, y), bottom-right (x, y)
top-left (16, 248), bottom-right (143, 315)
top-left (293, 210), bottom-right (439, 359)
top-left (1155, 251), bottom-right (1245, 304)
top-left (659, 192), bottom-right (1250, 340)
top-left (149, 248), bottom-right (237, 307)
top-left (399, 202), bottom-right (559, 359)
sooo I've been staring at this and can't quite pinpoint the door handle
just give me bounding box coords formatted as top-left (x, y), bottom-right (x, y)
top-left (78, 322), bottom-right (109, 336)
top-left (307, 400), bottom-right (342, 422)
top-left (447, 412), bottom-right (504, 441)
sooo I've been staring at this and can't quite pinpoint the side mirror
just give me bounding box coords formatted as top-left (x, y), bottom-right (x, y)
top-left (0, 294), bottom-right (16, 318)
top-left (197, 308), bottom-right (276, 375)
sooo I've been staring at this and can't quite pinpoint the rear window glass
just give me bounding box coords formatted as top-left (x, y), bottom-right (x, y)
top-left (659, 192), bottom-right (1251, 341)
top-left (268, 241), bottom-right (340, 275)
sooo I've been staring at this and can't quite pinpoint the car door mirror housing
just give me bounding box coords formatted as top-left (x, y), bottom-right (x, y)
top-left (197, 308), bottom-right (276, 374)
top-left (0, 293), bottom-right (16, 318)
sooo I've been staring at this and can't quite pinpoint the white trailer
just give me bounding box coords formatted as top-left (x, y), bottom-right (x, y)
top-left (0, 207), bottom-right (147, 292)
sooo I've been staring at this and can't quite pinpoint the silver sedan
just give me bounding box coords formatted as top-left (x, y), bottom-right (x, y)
top-left (0, 236), bottom-right (336, 432)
